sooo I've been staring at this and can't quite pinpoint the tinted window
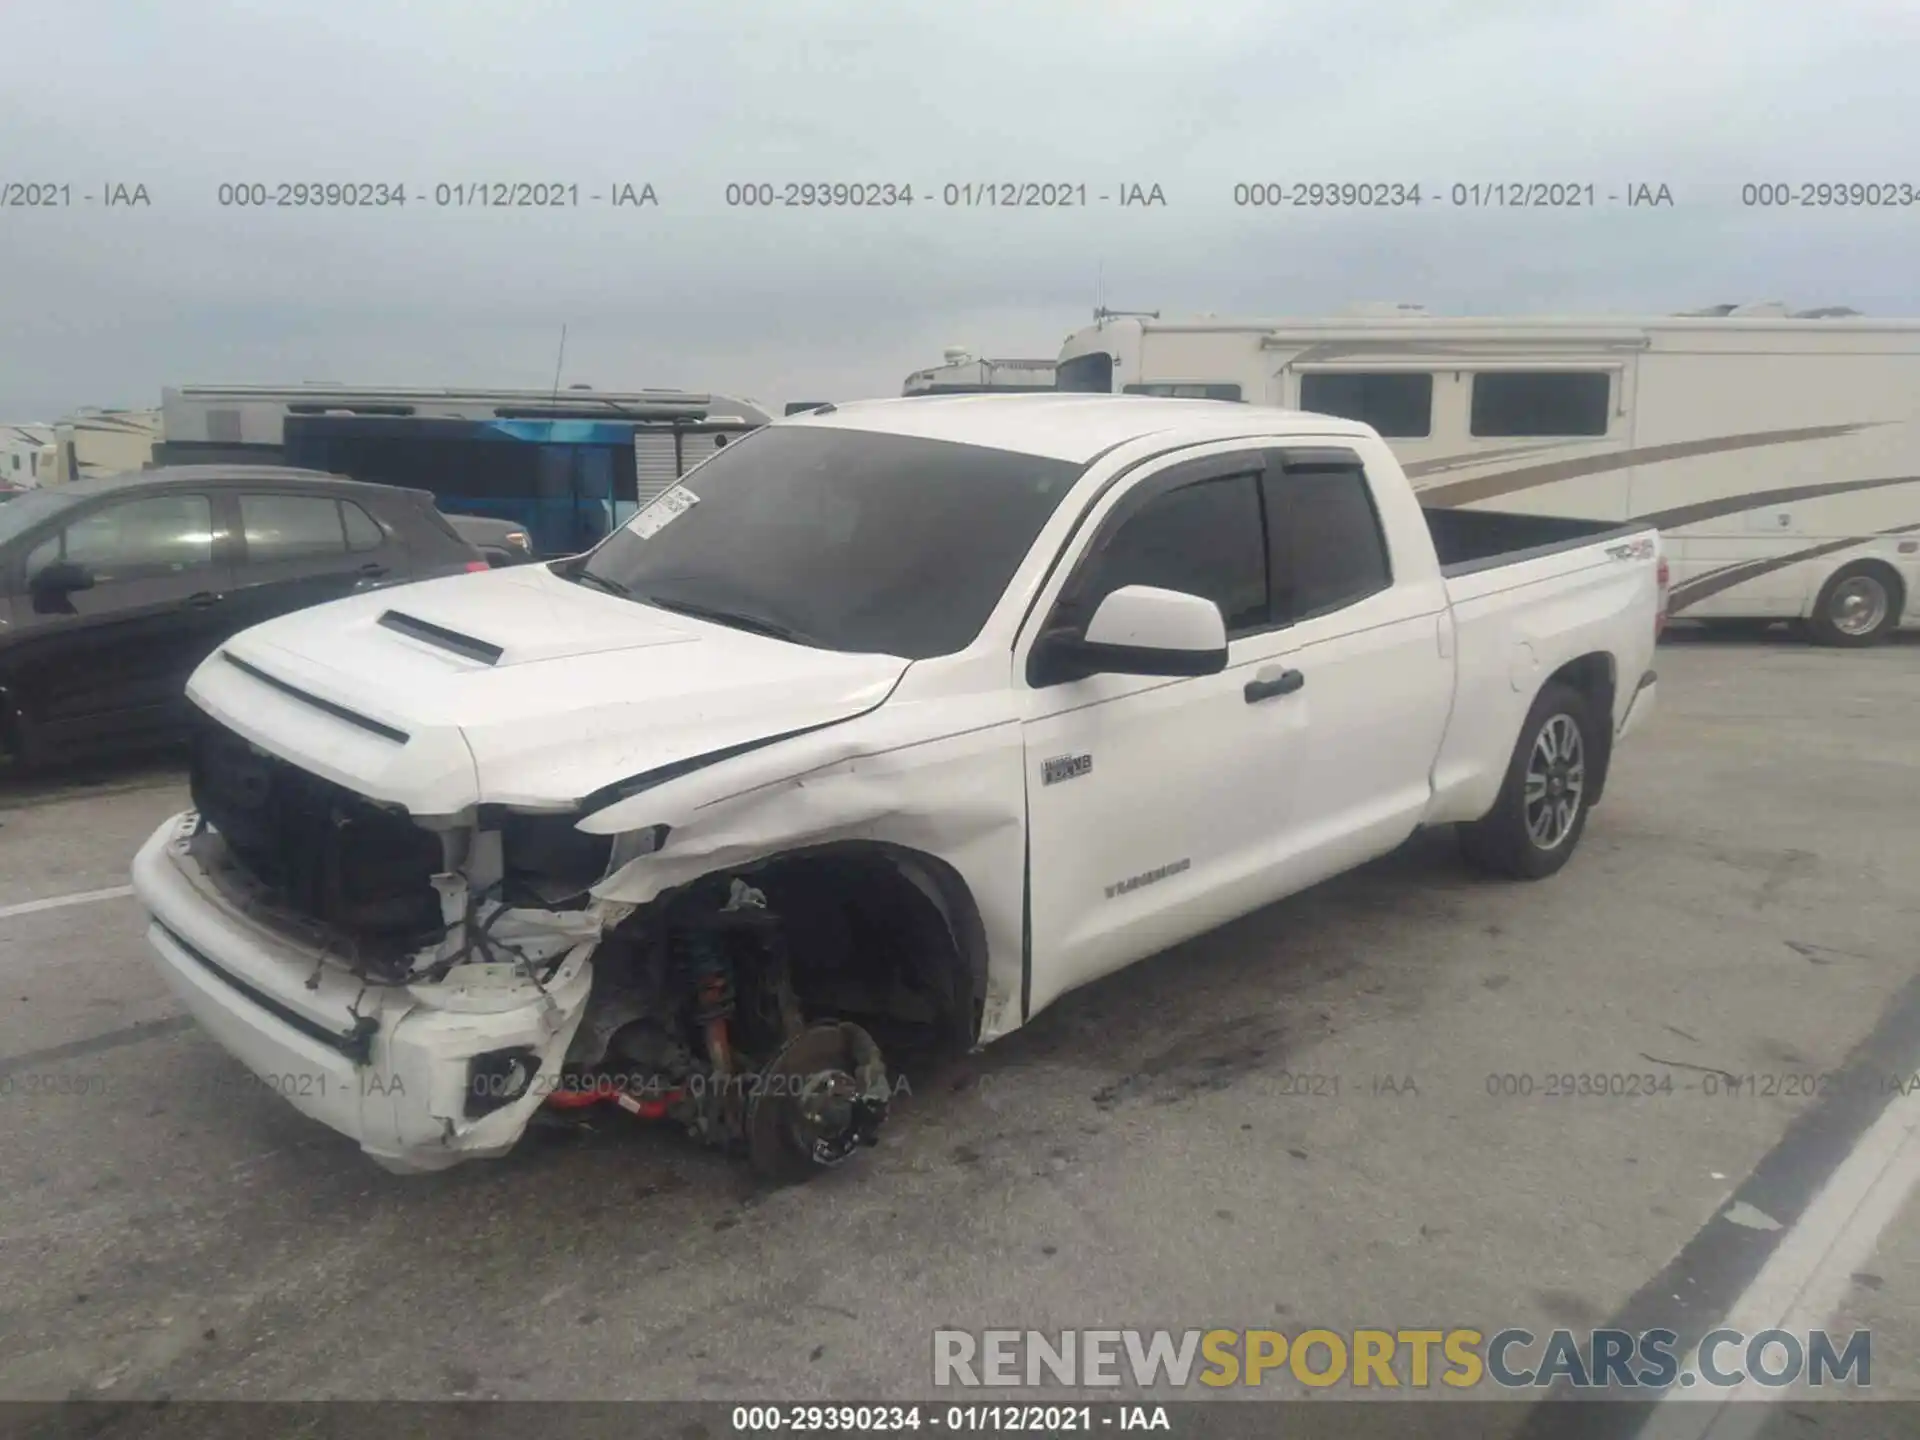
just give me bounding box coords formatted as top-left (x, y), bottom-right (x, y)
top-left (342, 501), bottom-right (386, 551)
top-left (1074, 475), bottom-right (1268, 634)
top-left (577, 426), bottom-right (1082, 660)
top-left (1470, 371), bottom-right (1611, 437)
top-left (1055, 352), bottom-right (1115, 393)
top-left (1123, 382), bottom-right (1244, 402)
top-left (29, 493), bottom-right (214, 584)
top-left (1263, 466), bottom-right (1391, 621)
top-left (241, 493), bottom-right (347, 562)
top-left (1298, 373), bottom-right (1433, 438)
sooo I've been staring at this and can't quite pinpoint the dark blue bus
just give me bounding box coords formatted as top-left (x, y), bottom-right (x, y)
top-left (156, 386), bottom-right (770, 557)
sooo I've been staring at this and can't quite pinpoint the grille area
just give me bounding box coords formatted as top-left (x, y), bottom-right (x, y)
top-left (188, 716), bottom-right (446, 944)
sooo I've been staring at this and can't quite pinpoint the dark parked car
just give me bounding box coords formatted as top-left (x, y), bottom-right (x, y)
top-left (0, 466), bottom-right (487, 770)
top-left (445, 513), bottom-right (536, 566)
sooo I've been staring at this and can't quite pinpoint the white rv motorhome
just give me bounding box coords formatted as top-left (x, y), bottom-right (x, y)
top-left (1055, 304), bottom-right (1920, 644)
top-left (0, 424), bottom-right (55, 489)
top-left (903, 349), bottom-right (1057, 396)
top-left (46, 408), bottom-right (162, 484)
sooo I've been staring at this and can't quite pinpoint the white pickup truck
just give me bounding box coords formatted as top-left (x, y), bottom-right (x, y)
top-left (131, 396), bottom-right (1666, 1178)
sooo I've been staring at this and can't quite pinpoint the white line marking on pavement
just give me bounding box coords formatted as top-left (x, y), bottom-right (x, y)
top-left (1636, 1075), bottom-right (1920, 1438)
top-left (0, 884), bottom-right (136, 921)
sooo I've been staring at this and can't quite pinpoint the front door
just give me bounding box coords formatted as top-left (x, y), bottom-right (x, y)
top-left (5, 489), bottom-right (233, 753)
top-left (1018, 451), bottom-right (1310, 1019)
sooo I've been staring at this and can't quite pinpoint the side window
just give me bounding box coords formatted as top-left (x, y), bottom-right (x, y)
top-left (1297, 372), bottom-right (1433, 438)
top-left (1262, 465), bottom-right (1392, 622)
top-left (240, 493), bottom-right (348, 563)
top-left (1071, 474), bottom-right (1268, 635)
top-left (342, 500), bottom-right (386, 552)
top-left (1469, 371), bottom-right (1610, 437)
top-left (37, 493), bottom-right (214, 583)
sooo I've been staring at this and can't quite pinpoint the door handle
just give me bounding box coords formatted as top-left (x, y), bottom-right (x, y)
top-left (182, 591), bottom-right (225, 609)
top-left (1244, 670), bottom-right (1305, 704)
top-left (358, 562), bottom-right (389, 576)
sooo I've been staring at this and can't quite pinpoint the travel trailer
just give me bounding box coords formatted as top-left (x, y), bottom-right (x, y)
top-left (47, 409), bottom-right (161, 484)
top-left (155, 384), bottom-right (770, 555)
top-left (903, 349), bottom-right (1057, 396)
top-left (0, 424), bottom-right (55, 489)
top-left (1055, 304), bottom-right (1920, 644)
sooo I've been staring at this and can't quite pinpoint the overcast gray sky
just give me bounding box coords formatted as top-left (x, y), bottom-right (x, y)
top-left (4, 0), bottom-right (1917, 418)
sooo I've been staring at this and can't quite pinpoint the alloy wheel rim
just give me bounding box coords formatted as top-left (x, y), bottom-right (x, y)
top-left (1524, 713), bottom-right (1585, 850)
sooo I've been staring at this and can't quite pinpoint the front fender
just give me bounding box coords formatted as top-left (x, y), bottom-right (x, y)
top-left (581, 695), bottom-right (1033, 1043)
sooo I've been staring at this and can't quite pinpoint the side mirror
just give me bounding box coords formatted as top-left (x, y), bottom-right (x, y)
top-left (1040, 584), bottom-right (1229, 681)
top-left (29, 559), bottom-right (95, 612)
top-left (31, 559), bottom-right (94, 594)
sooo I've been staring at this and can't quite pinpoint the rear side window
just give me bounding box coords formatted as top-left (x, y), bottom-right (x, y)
top-left (240, 493), bottom-right (348, 562)
top-left (1262, 465), bottom-right (1391, 622)
top-left (1298, 373), bottom-right (1433, 438)
top-left (1073, 474), bottom-right (1268, 635)
top-left (342, 500), bottom-right (386, 551)
top-left (1470, 371), bottom-right (1611, 437)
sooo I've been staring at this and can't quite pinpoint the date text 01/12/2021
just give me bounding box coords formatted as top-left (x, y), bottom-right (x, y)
top-left (728, 1404), bottom-right (1169, 1432)
top-left (1229, 181), bottom-right (1675, 208)
top-left (211, 182), bottom-right (660, 208)
top-left (721, 182), bottom-right (1167, 208)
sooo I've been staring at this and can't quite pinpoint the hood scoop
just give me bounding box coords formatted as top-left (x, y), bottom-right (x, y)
top-left (377, 610), bottom-right (505, 666)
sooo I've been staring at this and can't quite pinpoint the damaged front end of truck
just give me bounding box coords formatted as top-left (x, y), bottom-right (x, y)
top-left (174, 694), bottom-right (1023, 1180)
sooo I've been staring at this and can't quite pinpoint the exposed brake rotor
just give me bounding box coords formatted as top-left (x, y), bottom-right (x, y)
top-left (746, 1021), bottom-right (891, 1182)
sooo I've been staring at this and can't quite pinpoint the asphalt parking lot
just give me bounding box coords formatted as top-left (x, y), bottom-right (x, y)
top-left (1, 631), bottom-right (1917, 1430)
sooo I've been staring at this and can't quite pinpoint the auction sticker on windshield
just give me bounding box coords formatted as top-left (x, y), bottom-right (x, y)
top-left (630, 483), bottom-right (700, 539)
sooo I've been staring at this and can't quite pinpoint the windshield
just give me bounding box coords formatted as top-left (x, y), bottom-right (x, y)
top-left (573, 424), bottom-right (1084, 659)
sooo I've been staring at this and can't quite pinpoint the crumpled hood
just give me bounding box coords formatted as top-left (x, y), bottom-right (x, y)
top-left (188, 564), bottom-right (909, 813)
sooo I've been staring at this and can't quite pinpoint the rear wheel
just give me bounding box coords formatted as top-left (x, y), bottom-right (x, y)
top-left (1807, 562), bottom-right (1902, 647)
top-left (1459, 682), bottom-right (1595, 881)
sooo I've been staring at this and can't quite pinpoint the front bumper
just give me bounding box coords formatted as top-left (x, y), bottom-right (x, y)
top-left (132, 811), bottom-right (596, 1174)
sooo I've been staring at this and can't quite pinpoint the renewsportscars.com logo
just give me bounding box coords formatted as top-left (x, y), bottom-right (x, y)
top-left (932, 1327), bottom-right (1872, 1391)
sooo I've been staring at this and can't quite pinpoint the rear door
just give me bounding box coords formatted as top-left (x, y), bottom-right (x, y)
top-left (1256, 447), bottom-right (1454, 870)
top-left (5, 489), bottom-right (234, 748)
top-left (223, 489), bottom-right (400, 634)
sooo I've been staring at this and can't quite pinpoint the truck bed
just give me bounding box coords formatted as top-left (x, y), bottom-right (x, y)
top-left (1422, 506), bottom-right (1644, 578)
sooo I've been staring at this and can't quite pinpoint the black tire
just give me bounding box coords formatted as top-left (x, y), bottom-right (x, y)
top-left (1459, 682), bottom-right (1596, 881)
top-left (1807, 561), bottom-right (1903, 647)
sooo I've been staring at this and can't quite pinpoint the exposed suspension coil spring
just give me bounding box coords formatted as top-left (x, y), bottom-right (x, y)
top-left (673, 925), bottom-right (735, 1024)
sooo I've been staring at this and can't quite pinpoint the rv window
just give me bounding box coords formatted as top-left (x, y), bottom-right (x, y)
top-left (1055, 352), bottom-right (1115, 393)
top-left (1122, 383), bottom-right (1243, 402)
top-left (1297, 373), bottom-right (1432, 438)
top-left (1470, 371), bottom-right (1611, 437)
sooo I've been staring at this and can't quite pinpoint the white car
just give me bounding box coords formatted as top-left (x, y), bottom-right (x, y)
top-left (131, 396), bottom-right (1666, 1178)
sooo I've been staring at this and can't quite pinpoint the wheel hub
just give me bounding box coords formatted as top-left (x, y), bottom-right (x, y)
top-left (746, 1021), bottom-right (891, 1180)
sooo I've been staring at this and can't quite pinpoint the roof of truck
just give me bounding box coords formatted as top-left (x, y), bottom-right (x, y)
top-left (789, 393), bottom-right (1372, 463)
